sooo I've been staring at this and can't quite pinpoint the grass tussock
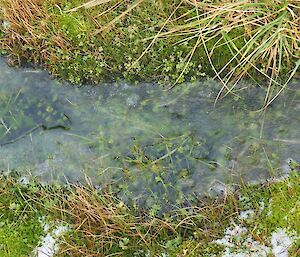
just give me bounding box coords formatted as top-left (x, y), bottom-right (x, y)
top-left (0, 1), bottom-right (299, 105)
top-left (56, 183), bottom-right (237, 256)
top-left (0, 0), bottom-right (50, 63)
top-left (158, 0), bottom-right (300, 107)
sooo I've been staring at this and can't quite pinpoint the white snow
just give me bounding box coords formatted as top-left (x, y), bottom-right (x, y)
top-left (33, 224), bottom-right (67, 257)
top-left (214, 210), bottom-right (298, 257)
top-left (238, 210), bottom-right (255, 220)
top-left (18, 176), bottom-right (30, 185)
top-left (214, 224), bottom-right (270, 257)
top-left (271, 229), bottom-right (294, 257)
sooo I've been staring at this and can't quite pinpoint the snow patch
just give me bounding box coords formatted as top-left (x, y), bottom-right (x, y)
top-left (259, 201), bottom-right (265, 212)
top-left (238, 210), bottom-right (255, 220)
top-left (214, 224), bottom-right (270, 257)
top-left (18, 176), bottom-right (30, 185)
top-left (214, 216), bottom-right (297, 257)
top-left (271, 229), bottom-right (294, 257)
top-left (33, 224), bottom-right (68, 257)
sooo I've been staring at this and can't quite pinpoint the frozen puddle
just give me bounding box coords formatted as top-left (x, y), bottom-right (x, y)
top-left (1, 57), bottom-right (300, 207)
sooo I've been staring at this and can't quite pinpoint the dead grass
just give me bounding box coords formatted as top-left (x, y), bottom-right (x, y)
top-left (52, 174), bottom-right (300, 256)
top-left (54, 182), bottom-right (239, 256)
top-left (1, 0), bottom-right (47, 63)
top-left (0, 0), bottom-right (69, 65)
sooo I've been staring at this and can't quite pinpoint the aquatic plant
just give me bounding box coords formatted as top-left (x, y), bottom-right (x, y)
top-left (0, 90), bottom-right (70, 145)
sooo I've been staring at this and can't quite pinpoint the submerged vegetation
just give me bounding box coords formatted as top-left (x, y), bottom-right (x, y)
top-left (0, 172), bottom-right (299, 256)
top-left (1, 59), bottom-right (299, 212)
top-left (0, 0), bottom-right (299, 105)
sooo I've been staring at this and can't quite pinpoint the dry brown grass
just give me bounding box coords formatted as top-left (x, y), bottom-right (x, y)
top-left (57, 185), bottom-right (175, 256)
top-left (0, 0), bottom-right (70, 65)
top-left (1, 0), bottom-right (47, 63)
top-left (52, 181), bottom-right (239, 256)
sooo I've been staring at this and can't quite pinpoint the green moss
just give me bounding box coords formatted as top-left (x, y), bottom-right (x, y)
top-left (0, 178), bottom-right (45, 256)
top-left (259, 174), bottom-right (300, 234)
top-left (240, 173), bottom-right (300, 243)
top-left (0, 218), bottom-right (43, 257)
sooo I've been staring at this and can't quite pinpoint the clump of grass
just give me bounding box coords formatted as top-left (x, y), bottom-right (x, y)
top-left (53, 173), bottom-right (300, 256)
top-left (56, 182), bottom-right (238, 256)
top-left (0, 0), bottom-right (51, 63)
top-left (150, 0), bottom-right (300, 106)
top-left (58, 185), bottom-right (174, 256)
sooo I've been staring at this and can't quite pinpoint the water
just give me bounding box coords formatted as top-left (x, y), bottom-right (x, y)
top-left (0, 57), bottom-right (299, 208)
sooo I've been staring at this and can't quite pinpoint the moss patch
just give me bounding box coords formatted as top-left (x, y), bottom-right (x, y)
top-left (241, 173), bottom-right (300, 239)
top-left (0, 177), bottom-right (45, 256)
